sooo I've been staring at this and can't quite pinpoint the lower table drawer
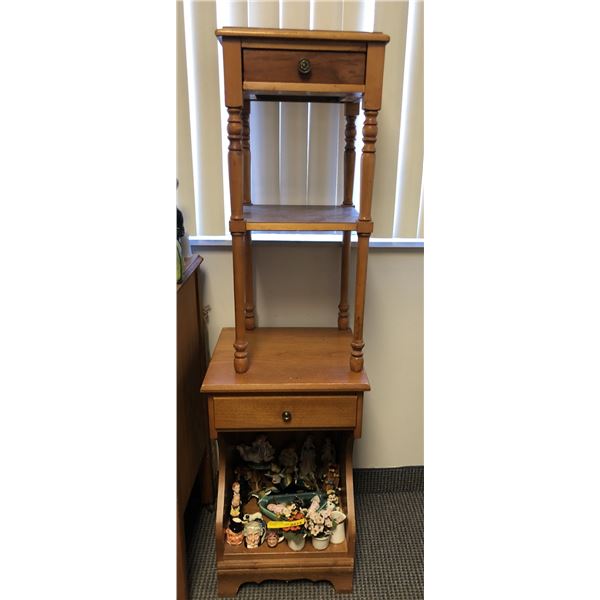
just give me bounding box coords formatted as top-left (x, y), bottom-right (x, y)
top-left (212, 395), bottom-right (357, 431)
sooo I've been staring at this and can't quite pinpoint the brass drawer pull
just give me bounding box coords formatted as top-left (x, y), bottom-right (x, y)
top-left (282, 410), bottom-right (292, 423)
top-left (297, 58), bottom-right (311, 75)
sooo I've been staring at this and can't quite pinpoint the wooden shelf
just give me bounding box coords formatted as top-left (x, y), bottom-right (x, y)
top-left (243, 204), bottom-right (359, 231)
top-left (201, 328), bottom-right (370, 394)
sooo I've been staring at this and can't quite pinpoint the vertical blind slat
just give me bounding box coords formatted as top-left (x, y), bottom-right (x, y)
top-left (417, 175), bottom-right (424, 238)
top-left (279, 0), bottom-right (311, 205)
top-left (215, 1), bottom-right (249, 231)
top-left (393, 0), bottom-right (424, 238)
top-left (370, 0), bottom-right (409, 238)
top-left (248, 0), bottom-right (281, 205)
top-left (177, 1), bottom-right (197, 235)
top-left (307, 1), bottom-right (344, 206)
top-left (338, 0), bottom-right (373, 210)
top-left (185, 0), bottom-right (225, 235)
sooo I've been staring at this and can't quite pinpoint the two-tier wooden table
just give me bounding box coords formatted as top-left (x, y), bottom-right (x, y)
top-left (216, 26), bottom-right (389, 373)
top-left (203, 26), bottom-right (389, 596)
top-left (202, 327), bottom-right (370, 596)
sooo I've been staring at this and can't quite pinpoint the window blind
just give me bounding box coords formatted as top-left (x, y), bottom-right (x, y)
top-left (176, 0), bottom-right (424, 241)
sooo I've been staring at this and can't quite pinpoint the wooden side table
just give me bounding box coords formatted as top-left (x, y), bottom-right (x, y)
top-left (201, 327), bottom-right (370, 596)
top-left (216, 27), bottom-right (390, 374)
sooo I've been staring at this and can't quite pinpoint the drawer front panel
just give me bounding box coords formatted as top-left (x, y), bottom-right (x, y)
top-left (243, 50), bottom-right (365, 85)
top-left (213, 395), bottom-right (357, 430)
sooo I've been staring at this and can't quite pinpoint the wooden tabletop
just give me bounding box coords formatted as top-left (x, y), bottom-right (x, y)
top-left (177, 253), bottom-right (203, 291)
top-left (201, 328), bottom-right (370, 393)
top-left (215, 27), bottom-right (390, 43)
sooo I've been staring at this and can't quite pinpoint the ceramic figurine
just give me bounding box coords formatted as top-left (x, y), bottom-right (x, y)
top-left (225, 517), bottom-right (244, 546)
top-left (237, 435), bottom-right (275, 464)
top-left (243, 519), bottom-right (266, 549)
top-left (279, 446), bottom-right (298, 469)
top-left (300, 436), bottom-right (317, 477)
top-left (229, 481), bottom-right (241, 518)
top-left (266, 502), bottom-right (287, 516)
top-left (265, 530), bottom-right (283, 548)
top-left (323, 465), bottom-right (340, 492)
top-left (308, 495), bottom-right (321, 513)
top-left (299, 436), bottom-right (317, 488)
top-left (320, 437), bottom-right (336, 477)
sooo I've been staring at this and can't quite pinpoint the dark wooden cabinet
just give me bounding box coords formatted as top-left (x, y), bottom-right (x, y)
top-left (177, 254), bottom-right (214, 600)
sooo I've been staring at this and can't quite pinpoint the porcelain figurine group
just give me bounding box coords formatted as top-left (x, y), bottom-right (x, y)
top-left (225, 435), bottom-right (347, 552)
top-left (234, 434), bottom-right (341, 500)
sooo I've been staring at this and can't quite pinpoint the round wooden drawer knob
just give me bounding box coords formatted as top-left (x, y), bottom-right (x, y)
top-left (297, 58), bottom-right (311, 75)
top-left (282, 410), bottom-right (292, 423)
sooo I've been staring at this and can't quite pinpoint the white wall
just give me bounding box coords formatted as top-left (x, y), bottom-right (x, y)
top-left (196, 243), bottom-right (423, 468)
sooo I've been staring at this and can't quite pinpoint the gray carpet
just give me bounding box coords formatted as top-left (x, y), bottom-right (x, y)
top-left (186, 467), bottom-right (423, 599)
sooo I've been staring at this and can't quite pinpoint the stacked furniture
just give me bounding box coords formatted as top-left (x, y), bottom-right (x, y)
top-left (202, 27), bottom-right (389, 596)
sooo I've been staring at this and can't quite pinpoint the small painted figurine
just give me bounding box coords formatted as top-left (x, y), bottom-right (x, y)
top-left (299, 436), bottom-right (317, 480)
top-left (237, 435), bottom-right (275, 464)
top-left (230, 481), bottom-right (241, 518)
top-left (266, 530), bottom-right (282, 548)
top-left (308, 494), bottom-right (321, 513)
top-left (279, 446), bottom-right (298, 469)
top-left (266, 502), bottom-right (287, 516)
top-left (323, 465), bottom-right (340, 492)
top-left (243, 519), bottom-right (265, 549)
top-left (320, 437), bottom-right (336, 477)
top-left (225, 517), bottom-right (244, 546)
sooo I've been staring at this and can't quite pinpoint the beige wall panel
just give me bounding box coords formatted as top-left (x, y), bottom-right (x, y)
top-left (198, 245), bottom-right (424, 468)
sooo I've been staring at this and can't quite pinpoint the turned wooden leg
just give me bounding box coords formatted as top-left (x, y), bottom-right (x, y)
top-left (227, 106), bottom-right (248, 373)
top-left (350, 233), bottom-right (369, 371)
top-left (343, 103), bottom-right (359, 206)
top-left (338, 103), bottom-right (358, 331)
top-left (338, 231), bottom-right (351, 330)
top-left (244, 232), bottom-right (255, 330)
top-left (350, 109), bottom-right (378, 372)
top-left (231, 232), bottom-right (248, 373)
top-left (241, 101), bottom-right (255, 332)
top-left (242, 99), bottom-right (251, 205)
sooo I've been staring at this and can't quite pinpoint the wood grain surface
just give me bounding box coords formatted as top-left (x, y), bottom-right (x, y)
top-left (213, 395), bottom-right (357, 431)
top-left (201, 328), bottom-right (370, 393)
top-left (216, 26), bottom-right (390, 43)
top-left (243, 49), bottom-right (365, 85)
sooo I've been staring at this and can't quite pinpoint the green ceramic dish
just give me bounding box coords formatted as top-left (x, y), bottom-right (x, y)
top-left (258, 492), bottom-right (327, 520)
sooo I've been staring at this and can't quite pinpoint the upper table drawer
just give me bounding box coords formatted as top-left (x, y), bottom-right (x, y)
top-left (243, 49), bottom-right (366, 86)
top-left (212, 395), bottom-right (357, 431)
